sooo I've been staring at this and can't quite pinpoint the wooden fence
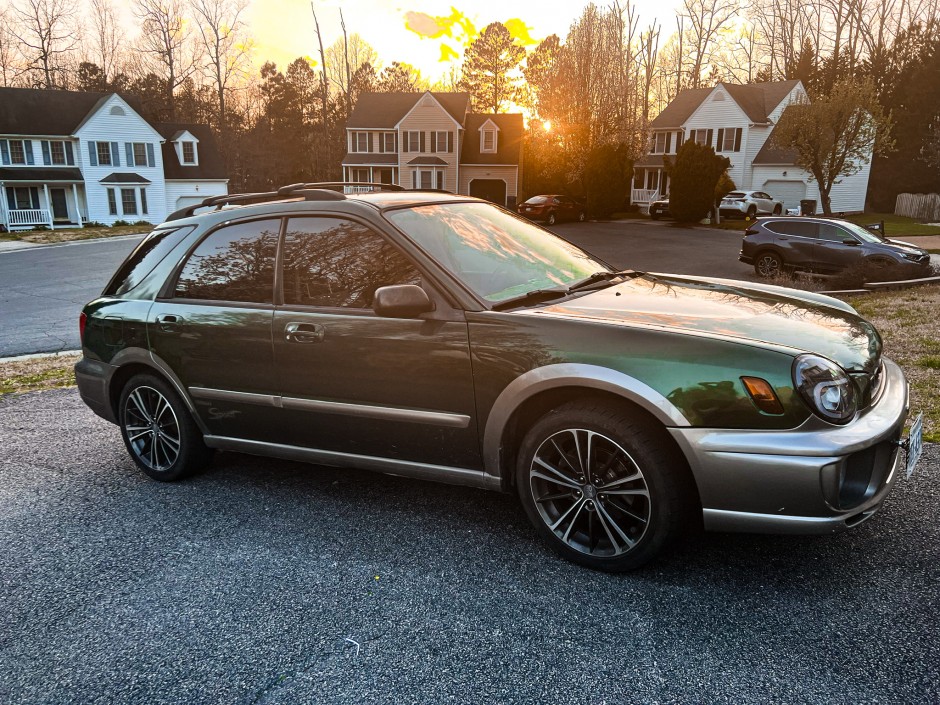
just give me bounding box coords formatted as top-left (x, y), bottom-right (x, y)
top-left (895, 193), bottom-right (940, 221)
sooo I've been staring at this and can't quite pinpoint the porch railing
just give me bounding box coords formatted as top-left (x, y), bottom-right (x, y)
top-left (631, 189), bottom-right (659, 205)
top-left (8, 209), bottom-right (51, 226)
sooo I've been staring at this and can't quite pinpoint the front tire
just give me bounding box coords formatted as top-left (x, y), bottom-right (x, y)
top-left (754, 250), bottom-right (784, 277)
top-left (773, 204), bottom-right (782, 215)
top-left (516, 401), bottom-right (694, 572)
top-left (547, 212), bottom-right (557, 226)
top-left (578, 211), bottom-right (586, 222)
top-left (119, 373), bottom-right (213, 481)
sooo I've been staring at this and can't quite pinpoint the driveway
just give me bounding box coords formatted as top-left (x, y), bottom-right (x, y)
top-left (1, 388), bottom-right (938, 704)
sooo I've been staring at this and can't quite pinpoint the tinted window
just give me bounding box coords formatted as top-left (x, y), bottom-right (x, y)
top-left (104, 226), bottom-right (195, 297)
top-left (766, 220), bottom-right (817, 237)
top-left (524, 196), bottom-right (549, 204)
top-left (174, 219), bottom-right (279, 302)
top-left (281, 217), bottom-right (420, 308)
top-left (817, 223), bottom-right (852, 242)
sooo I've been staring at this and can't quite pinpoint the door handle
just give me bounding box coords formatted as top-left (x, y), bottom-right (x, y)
top-left (156, 313), bottom-right (182, 331)
top-left (285, 322), bottom-right (325, 343)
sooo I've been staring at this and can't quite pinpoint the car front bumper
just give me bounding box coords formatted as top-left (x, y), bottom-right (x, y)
top-left (670, 357), bottom-right (910, 534)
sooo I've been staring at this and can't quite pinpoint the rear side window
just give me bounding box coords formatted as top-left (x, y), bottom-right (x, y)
top-left (174, 219), bottom-right (280, 303)
top-left (766, 220), bottom-right (817, 237)
top-left (104, 226), bottom-right (195, 297)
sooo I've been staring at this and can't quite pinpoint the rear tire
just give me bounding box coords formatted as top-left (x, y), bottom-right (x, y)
top-left (650, 211), bottom-right (660, 221)
top-left (746, 205), bottom-right (757, 220)
top-left (773, 205), bottom-right (782, 215)
top-left (515, 401), bottom-right (694, 572)
top-left (578, 211), bottom-right (586, 222)
top-left (754, 250), bottom-right (784, 277)
top-left (118, 373), bottom-right (213, 481)
top-left (547, 212), bottom-right (557, 226)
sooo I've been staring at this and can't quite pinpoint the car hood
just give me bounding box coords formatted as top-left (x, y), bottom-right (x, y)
top-left (885, 239), bottom-right (929, 255)
top-left (524, 274), bottom-right (881, 372)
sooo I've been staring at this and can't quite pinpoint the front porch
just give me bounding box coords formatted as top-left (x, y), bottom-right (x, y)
top-left (341, 159), bottom-right (399, 194)
top-left (0, 169), bottom-right (87, 231)
top-left (631, 167), bottom-right (668, 212)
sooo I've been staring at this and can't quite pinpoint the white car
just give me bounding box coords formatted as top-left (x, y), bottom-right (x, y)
top-left (719, 190), bottom-right (784, 219)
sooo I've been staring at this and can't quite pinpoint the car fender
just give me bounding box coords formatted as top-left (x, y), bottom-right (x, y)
top-left (481, 363), bottom-right (690, 483)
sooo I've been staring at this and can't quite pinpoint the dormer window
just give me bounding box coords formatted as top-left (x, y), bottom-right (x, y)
top-left (182, 142), bottom-right (196, 164)
top-left (479, 119), bottom-right (499, 153)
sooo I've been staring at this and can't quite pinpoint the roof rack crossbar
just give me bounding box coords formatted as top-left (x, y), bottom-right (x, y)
top-left (279, 182), bottom-right (405, 193)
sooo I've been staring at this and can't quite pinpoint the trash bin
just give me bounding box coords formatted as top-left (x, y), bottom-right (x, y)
top-left (799, 199), bottom-right (816, 216)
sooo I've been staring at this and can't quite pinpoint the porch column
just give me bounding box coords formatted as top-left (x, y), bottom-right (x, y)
top-left (43, 183), bottom-right (54, 230)
top-left (72, 183), bottom-right (83, 227)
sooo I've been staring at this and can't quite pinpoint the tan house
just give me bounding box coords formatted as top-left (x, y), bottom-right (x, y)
top-left (341, 91), bottom-right (523, 207)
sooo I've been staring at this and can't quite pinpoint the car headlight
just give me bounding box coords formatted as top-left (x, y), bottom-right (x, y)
top-left (792, 354), bottom-right (857, 424)
top-left (902, 252), bottom-right (925, 262)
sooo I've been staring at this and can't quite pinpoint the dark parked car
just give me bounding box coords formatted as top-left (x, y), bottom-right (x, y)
top-left (740, 216), bottom-right (932, 278)
top-left (76, 184), bottom-right (920, 572)
top-left (518, 194), bottom-right (585, 225)
top-left (649, 197), bottom-right (671, 220)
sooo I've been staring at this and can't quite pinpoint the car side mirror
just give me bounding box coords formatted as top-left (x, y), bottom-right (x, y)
top-left (373, 284), bottom-right (433, 318)
top-left (842, 239), bottom-right (860, 246)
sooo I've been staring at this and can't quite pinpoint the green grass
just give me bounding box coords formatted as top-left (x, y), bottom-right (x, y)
top-left (697, 211), bottom-right (940, 236)
top-left (0, 356), bottom-right (79, 396)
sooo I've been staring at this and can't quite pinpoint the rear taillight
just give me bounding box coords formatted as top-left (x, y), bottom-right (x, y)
top-left (744, 228), bottom-right (758, 236)
top-left (79, 312), bottom-right (87, 343)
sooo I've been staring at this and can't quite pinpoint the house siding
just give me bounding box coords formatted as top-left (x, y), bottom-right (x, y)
top-left (752, 163), bottom-right (870, 214)
top-left (683, 86), bottom-right (752, 188)
top-left (164, 180), bottom-right (228, 214)
top-left (398, 95), bottom-right (460, 192)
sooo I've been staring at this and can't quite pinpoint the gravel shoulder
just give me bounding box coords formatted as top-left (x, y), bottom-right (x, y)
top-left (1, 388), bottom-right (938, 704)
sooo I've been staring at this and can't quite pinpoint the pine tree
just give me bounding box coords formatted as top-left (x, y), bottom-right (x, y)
top-left (458, 22), bottom-right (525, 113)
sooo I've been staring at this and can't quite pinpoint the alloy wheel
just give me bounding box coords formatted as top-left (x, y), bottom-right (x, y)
top-left (122, 385), bottom-right (182, 473)
top-left (756, 254), bottom-right (781, 277)
top-left (528, 428), bottom-right (651, 557)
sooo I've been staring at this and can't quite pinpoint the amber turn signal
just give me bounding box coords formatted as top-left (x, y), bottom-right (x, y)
top-left (741, 376), bottom-right (785, 415)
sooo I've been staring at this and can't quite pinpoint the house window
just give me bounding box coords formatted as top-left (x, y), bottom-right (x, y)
top-left (181, 142), bottom-right (196, 164)
top-left (413, 168), bottom-right (443, 190)
top-left (717, 127), bottom-right (742, 153)
top-left (121, 188), bottom-right (137, 216)
top-left (8, 140), bottom-right (25, 164)
top-left (352, 132), bottom-right (369, 153)
top-left (434, 131), bottom-right (449, 152)
top-left (382, 132), bottom-right (396, 152)
top-left (7, 187), bottom-right (39, 209)
top-left (110, 105), bottom-right (126, 116)
top-left (481, 129), bottom-right (496, 152)
top-left (351, 168), bottom-right (370, 182)
top-left (97, 141), bottom-right (112, 166)
top-left (50, 141), bottom-right (66, 164)
top-left (107, 188), bottom-right (117, 215)
top-left (406, 131), bottom-right (421, 152)
top-left (140, 188), bottom-right (148, 215)
top-left (133, 143), bottom-right (148, 166)
top-left (651, 132), bottom-right (669, 154)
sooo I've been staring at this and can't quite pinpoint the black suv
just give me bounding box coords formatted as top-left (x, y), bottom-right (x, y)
top-left (739, 216), bottom-right (931, 278)
top-left (76, 184), bottom-right (916, 571)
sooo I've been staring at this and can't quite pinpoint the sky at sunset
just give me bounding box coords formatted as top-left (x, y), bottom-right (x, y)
top-left (246, 0), bottom-right (680, 79)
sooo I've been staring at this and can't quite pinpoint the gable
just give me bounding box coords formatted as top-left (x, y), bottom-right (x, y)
top-left (650, 80), bottom-right (803, 129)
top-left (461, 113), bottom-right (523, 165)
top-left (684, 84), bottom-right (750, 126)
top-left (347, 92), bottom-right (469, 129)
top-left (74, 94), bottom-right (164, 141)
top-left (0, 88), bottom-right (144, 137)
top-left (153, 122), bottom-right (227, 179)
top-left (396, 91), bottom-right (466, 129)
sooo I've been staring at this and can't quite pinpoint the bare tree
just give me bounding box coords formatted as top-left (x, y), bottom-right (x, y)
top-left (638, 22), bottom-right (660, 125)
top-left (0, 5), bottom-right (24, 87)
top-left (10, 0), bottom-right (78, 88)
top-left (87, 0), bottom-right (123, 81)
top-left (324, 32), bottom-right (377, 106)
top-left (133, 0), bottom-right (200, 118)
top-left (678, 0), bottom-right (739, 88)
top-left (190, 0), bottom-right (251, 127)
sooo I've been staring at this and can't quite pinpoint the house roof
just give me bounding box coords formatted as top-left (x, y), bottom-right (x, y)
top-left (0, 167), bottom-right (84, 182)
top-left (100, 172), bottom-right (151, 183)
top-left (650, 80), bottom-right (802, 128)
top-left (153, 123), bottom-right (228, 180)
top-left (460, 113), bottom-right (524, 165)
top-left (346, 92), bottom-right (470, 129)
top-left (752, 118), bottom-right (799, 165)
top-left (342, 153), bottom-right (398, 165)
top-left (634, 154), bottom-right (670, 169)
top-left (0, 87), bottom-right (144, 136)
top-left (407, 156), bottom-right (448, 165)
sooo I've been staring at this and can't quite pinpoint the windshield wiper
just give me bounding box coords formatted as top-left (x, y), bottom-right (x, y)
top-left (566, 269), bottom-right (644, 293)
top-left (491, 286), bottom-right (571, 311)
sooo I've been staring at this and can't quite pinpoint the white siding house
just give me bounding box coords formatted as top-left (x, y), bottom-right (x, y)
top-left (0, 88), bottom-right (228, 231)
top-left (633, 80), bottom-right (872, 214)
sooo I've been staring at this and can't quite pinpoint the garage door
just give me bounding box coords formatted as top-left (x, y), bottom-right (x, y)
top-left (469, 179), bottom-right (507, 206)
top-left (176, 196), bottom-right (204, 209)
top-left (762, 180), bottom-right (806, 212)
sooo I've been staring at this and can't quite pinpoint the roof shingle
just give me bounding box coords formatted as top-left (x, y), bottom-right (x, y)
top-left (346, 92), bottom-right (469, 128)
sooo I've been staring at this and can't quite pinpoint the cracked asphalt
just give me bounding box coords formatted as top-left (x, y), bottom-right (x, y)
top-left (1, 388), bottom-right (938, 704)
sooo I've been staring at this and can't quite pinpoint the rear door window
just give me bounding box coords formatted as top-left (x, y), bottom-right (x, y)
top-left (817, 223), bottom-right (853, 242)
top-left (104, 226), bottom-right (195, 297)
top-left (174, 219), bottom-right (280, 303)
top-left (766, 220), bottom-right (817, 237)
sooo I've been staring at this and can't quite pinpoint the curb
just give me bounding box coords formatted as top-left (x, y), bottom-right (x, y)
top-left (0, 232), bottom-right (146, 253)
top-left (821, 275), bottom-right (940, 295)
top-left (0, 350), bottom-right (81, 364)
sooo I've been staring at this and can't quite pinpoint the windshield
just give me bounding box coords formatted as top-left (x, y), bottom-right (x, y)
top-left (524, 196), bottom-right (550, 204)
top-left (838, 221), bottom-right (886, 244)
top-left (725, 192), bottom-right (746, 199)
top-left (386, 202), bottom-right (608, 303)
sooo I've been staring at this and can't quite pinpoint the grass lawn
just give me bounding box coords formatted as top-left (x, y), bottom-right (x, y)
top-left (699, 212), bottom-right (940, 237)
top-left (0, 353), bottom-right (80, 396)
top-left (0, 224), bottom-right (149, 245)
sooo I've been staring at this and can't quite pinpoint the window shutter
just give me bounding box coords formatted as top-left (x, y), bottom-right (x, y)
top-left (368, 133), bottom-right (373, 152)
top-left (687, 129), bottom-right (695, 143)
top-left (111, 141), bottom-right (120, 166)
top-left (65, 142), bottom-right (74, 165)
top-left (5, 187), bottom-right (14, 210)
top-left (420, 131), bottom-right (425, 152)
top-left (716, 129), bottom-right (724, 152)
top-left (41, 141), bottom-right (51, 165)
top-left (30, 187), bottom-right (40, 209)
top-left (447, 132), bottom-right (453, 152)
top-left (125, 143), bottom-right (134, 166)
top-left (88, 141), bottom-right (98, 167)
top-left (0, 140), bottom-right (9, 165)
top-left (706, 129), bottom-right (713, 147)
top-left (430, 132), bottom-right (436, 153)
top-left (25, 141), bottom-right (34, 165)
top-left (734, 127), bottom-right (742, 151)
top-left (665, 132), bottom-right (672, 153)
top-left (146, 143), bottom-right (154, 167)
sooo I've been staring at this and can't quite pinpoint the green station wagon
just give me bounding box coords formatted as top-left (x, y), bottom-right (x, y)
top-left (76, 184), bottom-right (921, 571)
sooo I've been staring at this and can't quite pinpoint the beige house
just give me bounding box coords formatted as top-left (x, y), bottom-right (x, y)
top-left (342, 91), bottom-right (523, 207)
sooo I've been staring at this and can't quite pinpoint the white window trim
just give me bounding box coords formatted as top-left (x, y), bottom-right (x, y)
top-left (381, 132), bottom-right (396, 153)
top-left (406, 131), bottom-right (421, 152)
top-left (412, 167), bottom-right (444, 190)
top-left (352, 131), bottom-right (369, 153)
top-left (435, 131), bottom-right (449, 152)
top-left (132, 142), bottom-right (148, 167)
top-left (480, 129), bottom-right (497, 153)
top-left (120, 187), bottom-right (139, 216)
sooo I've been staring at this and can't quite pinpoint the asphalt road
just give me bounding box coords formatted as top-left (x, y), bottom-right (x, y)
top-left (0, 235), bottom-right (144, 357)
top-left (0, 221), bottom-right (753, 358)
top-left (2, 388), bottom-right (938, 704)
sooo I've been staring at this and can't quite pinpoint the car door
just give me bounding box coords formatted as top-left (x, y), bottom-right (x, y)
top-left (559, 196), bottom-right (576, 220)
top-left (272, 215), bottom-right (482, 470)
top-left (815, 222), bottom-right (865, 272)
top-left (149, 217), bottom-right (288, 442)
top-left (767, 219), bottom-right (817, 269)
top-left (753, 192), bottom-right (770, 213)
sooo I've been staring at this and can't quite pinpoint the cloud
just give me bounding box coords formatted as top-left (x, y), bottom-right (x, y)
top-left (439, 44), bottom-right (461, 62)
top-left (504, 18), bottom-right (539, 46)
top-left (405, 8), bottom-right (478, 41)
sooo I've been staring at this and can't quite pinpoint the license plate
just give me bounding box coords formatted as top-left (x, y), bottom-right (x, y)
top-left (906, 412), bottom-right (923, 479)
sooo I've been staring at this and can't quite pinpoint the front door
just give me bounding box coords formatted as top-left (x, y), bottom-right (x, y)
top-left (50, 188), bottom-right (69, 221)
top-left (272, 215), bottom-right (481, 470)
top-left (815, 222), bottom-right (864, 273)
